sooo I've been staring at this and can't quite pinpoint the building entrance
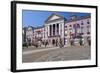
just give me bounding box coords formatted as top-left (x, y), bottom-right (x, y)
top-left (52, 39), bottom-right (55, 45)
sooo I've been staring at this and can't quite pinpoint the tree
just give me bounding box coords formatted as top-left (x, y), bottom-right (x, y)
top-left (87, 37), bottom-right (91, 46)
top-left (70, 39), bottom-right (74, 46)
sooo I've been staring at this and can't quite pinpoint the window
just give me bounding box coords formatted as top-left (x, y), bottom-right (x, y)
top-left (87, 25), bottom-right (90, 34)
top-left (87, 26), bottom-right (90, 32)
top-left (69, 28), bottom-right (72, 32)
top-left (70, 25), bottom-right (72, 27)
top-left (65, 33), bottom-right (67, 36)
top-left (81, 27), bottom-right (84, 35)
top-left (81, 21), bottom-right (84, 25)
top-left (65, 26), bottom-right (67, 30)
top-left (77, 24), bottom-right (80, 33)
top-left (77, 24), bottom-right (80, 28)
top-left (87, 19), bottom-right (90, 24)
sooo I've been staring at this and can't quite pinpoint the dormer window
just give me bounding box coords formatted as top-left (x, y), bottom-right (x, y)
top-left (77, 24), bottom-right (80, 28)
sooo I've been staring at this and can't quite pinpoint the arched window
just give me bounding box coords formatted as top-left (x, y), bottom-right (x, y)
top-left (77, 24), bottom-right (80, 28)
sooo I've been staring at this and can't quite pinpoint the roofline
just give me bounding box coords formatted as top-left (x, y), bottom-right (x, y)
top-left (65, 15), bottom-right (91, 23)
top-left (45, 13), bottom-right (64, 23)
top-left (45, 18), bottom-right (64, 24)
top-left (34, 26), bottom-right (44, 29)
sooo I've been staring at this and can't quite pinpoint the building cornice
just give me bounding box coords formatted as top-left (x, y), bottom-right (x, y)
top-left (45, 18), bottom-right (64, 24)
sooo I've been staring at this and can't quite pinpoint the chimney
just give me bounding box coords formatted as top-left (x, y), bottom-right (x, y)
top-left (70, 15), bottom-right (77, 20)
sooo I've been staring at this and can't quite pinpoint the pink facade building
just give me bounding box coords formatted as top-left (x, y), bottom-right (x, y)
top-left (64, 15), bottom-right (91, 46)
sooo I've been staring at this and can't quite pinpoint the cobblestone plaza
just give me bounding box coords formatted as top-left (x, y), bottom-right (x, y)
top-left (22, 45), bottom-right (90, 63)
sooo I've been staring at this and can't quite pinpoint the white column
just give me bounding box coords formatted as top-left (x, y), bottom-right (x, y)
top-left (62, 22), bottom-right (64, 38)
top-left (59, 23), bottom-right (61, 36)
top-left (45, 25), bottom-right (47, 39)
top-left (52, 25), bottom-right (53, 36)
top-left (43, 28), bottom-right (44, 39)
top-left (55, 24), bottom-right (57, 35)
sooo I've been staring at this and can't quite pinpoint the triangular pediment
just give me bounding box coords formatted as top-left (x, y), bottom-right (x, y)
top-left (45, 13), bottom-right (64, 23)
top-left (49, 15), bottom-right (61, 21)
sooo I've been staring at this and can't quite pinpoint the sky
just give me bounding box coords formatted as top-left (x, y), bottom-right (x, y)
top-left (22, 10), bottom-right (90, 27)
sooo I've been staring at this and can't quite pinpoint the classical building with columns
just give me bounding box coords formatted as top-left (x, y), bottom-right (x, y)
top-left (43, 13), bottom-right (91, 46)
top-left (23, 13), bottom-right (91, 47)
top-left (44, 13), bottom-right (66, 46)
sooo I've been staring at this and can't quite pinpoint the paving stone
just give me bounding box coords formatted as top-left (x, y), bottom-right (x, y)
top-left (22, 46), bottom-right (91, 63)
